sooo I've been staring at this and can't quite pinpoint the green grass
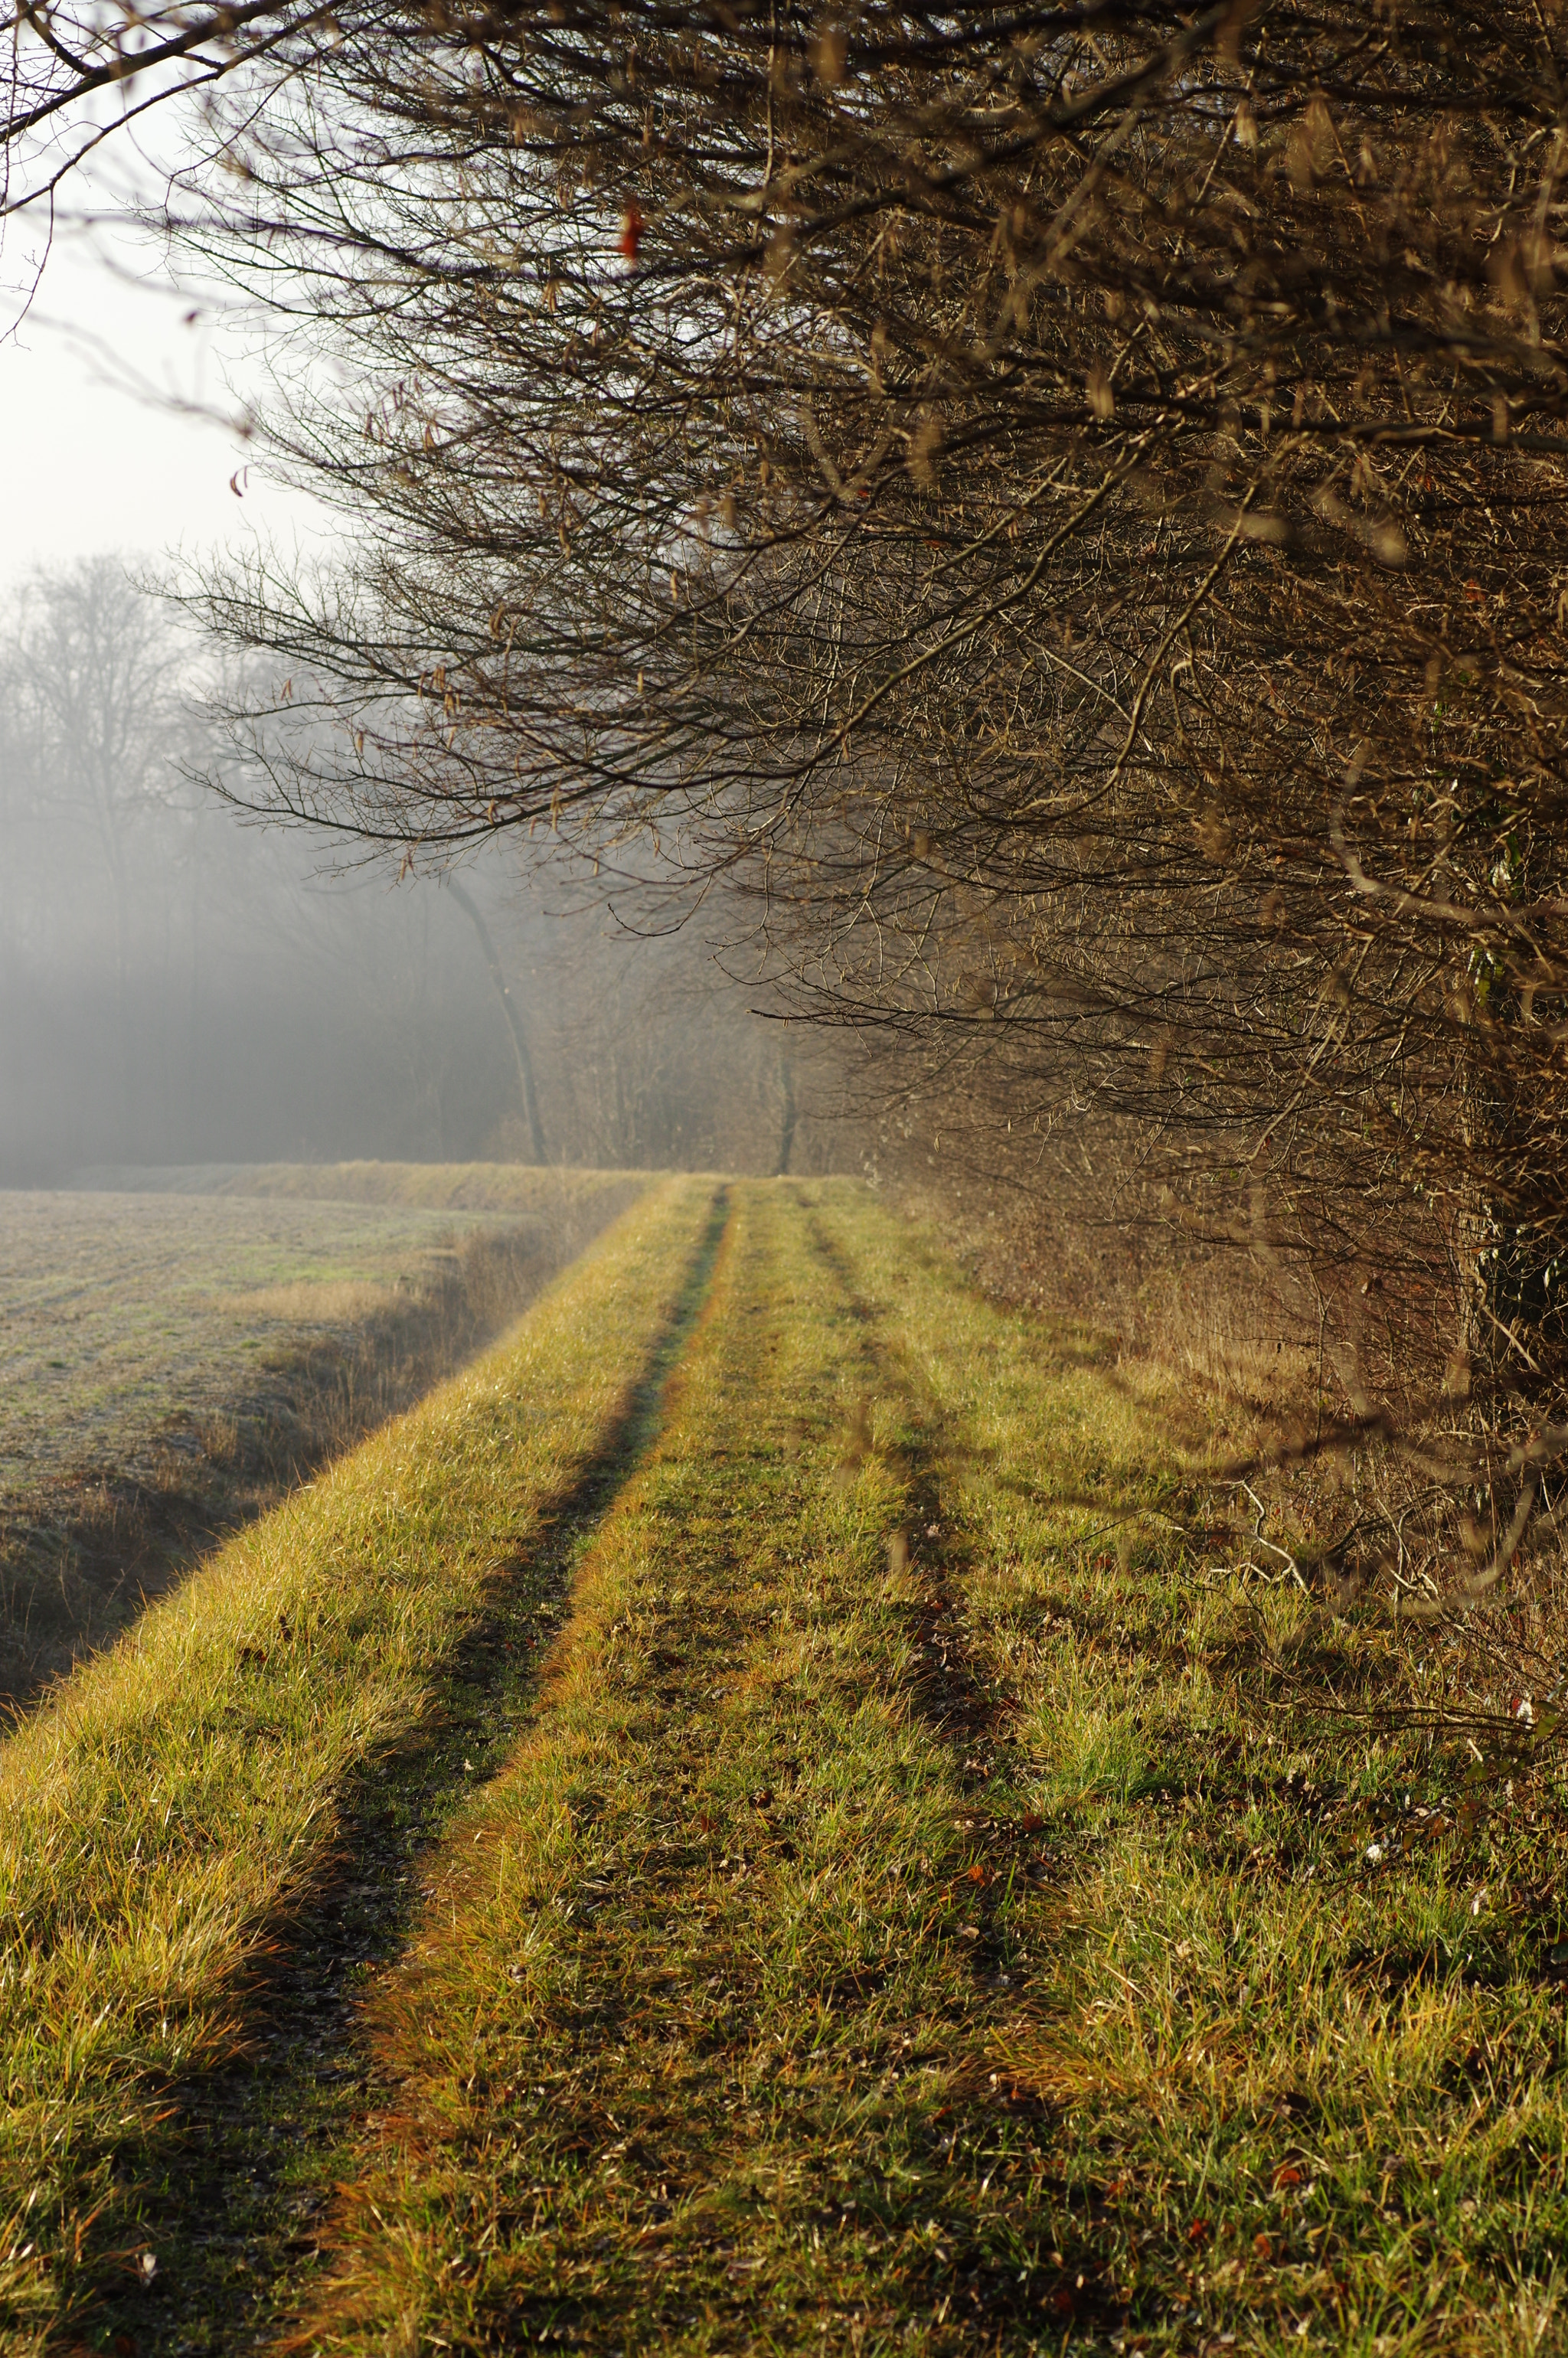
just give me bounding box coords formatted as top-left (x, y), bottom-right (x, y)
top-left (0, 1177), bottom-right (716, 2347)
top-left (7, 1177), bottom-right (1568, 2353)
top-left (808, 1187), bottom-right (1568, 2356)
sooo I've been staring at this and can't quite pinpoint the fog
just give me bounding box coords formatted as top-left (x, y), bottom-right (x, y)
top-left (0, 557), bottom-right (818, 1181)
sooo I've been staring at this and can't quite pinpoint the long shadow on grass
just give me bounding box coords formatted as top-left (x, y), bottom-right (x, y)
top-left (805, 1206), bottom-right (1288, 2350)
top-left (82, 1188), bottom-right (731, 2358)
top-left (800, 1207), bottom-right (1002, 1762)
top-left (796, 1204), bottom-right (1135, 2349)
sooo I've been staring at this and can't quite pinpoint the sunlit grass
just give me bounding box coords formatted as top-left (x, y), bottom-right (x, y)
top-left (234, 1177), bottom-right (1568, 2353)
top-left (0, 1177), bottom-right (715, 2343)
top-left (813, 1186), bottom-right (1568, 2354)
top-left (7, 1176), bottom-right (1568, 2353)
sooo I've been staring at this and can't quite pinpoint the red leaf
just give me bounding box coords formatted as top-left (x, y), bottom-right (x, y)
top-left (619, 203), bottom-right (646, 262)
top-left (1272, 2162), bottom-right (1303, 2192)
top-left (1187, 2217), bottom-right (1209, 2244)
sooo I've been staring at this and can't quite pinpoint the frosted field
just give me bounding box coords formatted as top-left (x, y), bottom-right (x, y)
top-left (0, 1187), bottom-right (518, 1491)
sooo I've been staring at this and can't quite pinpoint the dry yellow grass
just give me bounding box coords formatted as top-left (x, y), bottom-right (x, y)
top-left (219, 1279), bottom-right (406, 1323)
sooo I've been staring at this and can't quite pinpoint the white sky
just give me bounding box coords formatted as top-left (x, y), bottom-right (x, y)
top-left (0, 206), bottom-right (327, 592)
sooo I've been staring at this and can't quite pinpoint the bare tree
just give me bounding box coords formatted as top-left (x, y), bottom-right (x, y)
top-left (8, 4), bottom-right (1558, 1592)
top-left (444, 873), bottom-right (547, 1163)
top-left (8, 559), bottom-right (185, 1141)
top-left (1, 0), bottom-right (340, 224)
top-left (163, 11), bottom-right (1568, 1390)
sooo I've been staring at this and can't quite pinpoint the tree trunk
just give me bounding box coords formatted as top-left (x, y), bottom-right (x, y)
top-left (1455, 975), bottom-right (1553, 1396)
top-left (446, 877), bottom-right (547, 1164)
top-left (776, 1053), bottom-right (798, 1176)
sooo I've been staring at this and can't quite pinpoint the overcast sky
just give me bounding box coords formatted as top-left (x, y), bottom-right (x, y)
top-left (0, 207), bottom-right (325, 592)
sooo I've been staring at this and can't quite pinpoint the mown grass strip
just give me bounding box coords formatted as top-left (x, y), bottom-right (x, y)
top-left (0, 1177), bottom-right (718, 2348)
top-left (276, 1180), bottom-right (1083, 2356)
top-left (812, 1187), bottom-right (1568, 2354)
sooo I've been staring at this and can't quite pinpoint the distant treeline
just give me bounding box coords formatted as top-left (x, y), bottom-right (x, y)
top-left (0, 560), bottom-right (820, 1181)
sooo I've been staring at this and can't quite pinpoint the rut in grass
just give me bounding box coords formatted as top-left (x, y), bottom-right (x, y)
top-left (13, 1187), bottom-right (730, 2357)
top-left (799, 1204), bottom-right (1052, 1996)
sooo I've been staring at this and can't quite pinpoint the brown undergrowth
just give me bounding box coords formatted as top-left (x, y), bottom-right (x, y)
top-left (901, 1167), bottom-right (1568, 1762)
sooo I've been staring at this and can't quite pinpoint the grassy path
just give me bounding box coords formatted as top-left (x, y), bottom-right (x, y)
top-left (807, 1191), bottom-right (1568, 2356)
top-left (0, 1178), bottom-right (720, 2350)
top-left (270, 1184), bottom-right (1568, 2358)
top-left (8, 1179), bottom-right (1568, 2354)
top-left (283, 1178), bottom-right (1066, 2356)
